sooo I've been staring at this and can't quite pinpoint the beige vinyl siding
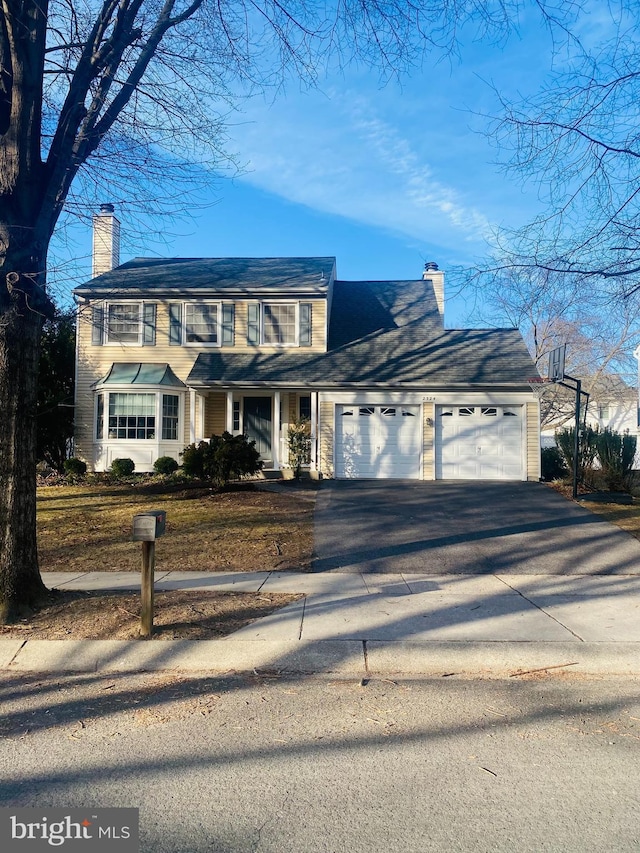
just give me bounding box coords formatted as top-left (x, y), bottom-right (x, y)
top-left (422, 402), bottom-right (435, 480)
top-left (79, 298), bottom-right (328, 353)
top-left (289, 393), bottom-right (298, 423)
top-left (526, 401), bottom-right (541, 481)
top-left (75, 300), bottom-right (198, 465)
top-left (183, 393), bottom-right (191, 446)
top-left (75, 297), bottom-right (328, 466)
top-left (318, 401), bottom-right (334, 478)
top-left (206, 393), bottom-right (226, 436)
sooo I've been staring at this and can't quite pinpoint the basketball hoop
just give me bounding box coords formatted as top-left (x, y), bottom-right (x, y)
top-left (527, 377), bottom-right (550, 396)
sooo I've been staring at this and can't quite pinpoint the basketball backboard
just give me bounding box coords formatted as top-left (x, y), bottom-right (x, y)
top-left (548, 344), bottom-right (566, 382)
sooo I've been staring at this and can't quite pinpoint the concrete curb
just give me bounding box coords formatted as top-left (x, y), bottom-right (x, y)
top-left (3, 638), bottom-right (639, 677)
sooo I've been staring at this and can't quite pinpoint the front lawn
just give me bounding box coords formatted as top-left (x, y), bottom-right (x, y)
top-left (37, 482), bottom-right (314, 573)
top-left (578, 499), bottom-right (640, 542)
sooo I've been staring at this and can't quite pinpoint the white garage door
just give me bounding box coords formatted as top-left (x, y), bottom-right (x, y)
top-left (436, 405), bottom-right (523, 480)
top-left (335, 405), bottom-right (421, 478)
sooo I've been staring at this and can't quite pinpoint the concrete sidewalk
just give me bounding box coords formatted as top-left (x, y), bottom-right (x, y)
top-left (1, 570), bottom-right (640, 677)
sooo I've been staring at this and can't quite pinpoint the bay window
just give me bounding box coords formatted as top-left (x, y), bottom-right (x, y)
top-left (162, 395), bottom-right (180, 440)
top-left (96, 391), bottom-right (182, 441)
top-left (108, 393), bottom-right (156, 439)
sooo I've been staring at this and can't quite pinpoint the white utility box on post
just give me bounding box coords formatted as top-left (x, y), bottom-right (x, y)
top-left (132, 510), bottom-right (166, 637)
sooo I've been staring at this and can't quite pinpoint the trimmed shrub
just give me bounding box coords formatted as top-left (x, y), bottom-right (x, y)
top-left (555, 426), bottom-right (598, 484)
top-left (154, 456), bottom-right (179, 475)
top-left (181, 441), bottom-right (208, 479)
top-left (181, 432), bottom-right (263, 487)
top-left (595, 428), bottom-right (637, 492)
top-left (110, 457), bottom-right (135, 479)
top-left (287, 418), bottom-right (311, 479)
top-left (541, 447), bottom-right (567, 481)
top-left (63, 457), bottom-right (87, 478)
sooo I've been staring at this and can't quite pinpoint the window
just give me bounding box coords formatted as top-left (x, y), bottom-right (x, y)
top-left (359, 407), bottom-right (375, 416)
top-left (481, 407), bottom-right (498, 417)
top-left (184, 303), bottom-right (219, 344)
top-left (299, 395), bottom-right (311, 421)
top-left (263, 303), bottom-right (297, 345)
top-left (458, 407), bottom-right (475, 416)
top-left (233, 401), bottom-right (241, 432)
top-left (96, 394), bottom-right (104, 439)
top-left (108, 393), bottom-right (155, 439)
top-left (246, 302), bottom-right (311, 346)
top-left (96, 390), bottom-right (183, 443)
top-left (107, 303), bottom-right (140, 343)
top-left (599, 405), bottom-right (610, 421)
top-left (381, 407), bottom-right (397, 417)
top-left (162, 395), bottom-right (179, 440)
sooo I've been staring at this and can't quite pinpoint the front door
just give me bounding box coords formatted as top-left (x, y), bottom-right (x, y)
top-left (244, 397), bottom-right (272, 461)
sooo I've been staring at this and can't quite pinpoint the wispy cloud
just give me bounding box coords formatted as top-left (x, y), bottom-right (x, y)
top-left (231, 87), bottom-right (493, 252)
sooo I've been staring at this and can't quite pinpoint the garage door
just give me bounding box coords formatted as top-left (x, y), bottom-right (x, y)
top-left (335, 405), bottom-right (421, 478)
top-left (436, 405), bottom-right (523, 480)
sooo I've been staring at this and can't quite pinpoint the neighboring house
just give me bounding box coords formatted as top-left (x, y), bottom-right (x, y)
top-left (540, 375), bottom-right (639, 458)
top-left (73, 207), bottom-right (541, 480)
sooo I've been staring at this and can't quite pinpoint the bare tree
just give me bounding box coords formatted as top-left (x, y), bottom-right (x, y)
top-left (4, 0), bottom-right (581, 621)
top-left (488, 3), bottom-right (640, 295)
top-left (474, 265), bottom-right (640, 427)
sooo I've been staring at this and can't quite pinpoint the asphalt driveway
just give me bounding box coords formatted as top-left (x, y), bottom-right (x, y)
top-left (313, 480), bottom-right (640, 574)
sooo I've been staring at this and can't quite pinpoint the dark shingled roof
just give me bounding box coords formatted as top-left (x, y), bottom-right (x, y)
top-left (187, 279), bottom-right (536, 389)
top-left (74, 256), bottom-right (336, 297)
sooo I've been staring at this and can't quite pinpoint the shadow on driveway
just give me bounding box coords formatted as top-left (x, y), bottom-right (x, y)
top-left (312, 481), bottom-right (640, 574)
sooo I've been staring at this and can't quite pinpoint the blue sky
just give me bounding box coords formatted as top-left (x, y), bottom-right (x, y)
top-left (52, 3), bottom-right (607, 326)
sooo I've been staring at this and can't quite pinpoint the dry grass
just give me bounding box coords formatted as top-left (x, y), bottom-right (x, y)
top-left (548, 481), bottom-right (640, 542)
top-left (37, 481), bottom-right (314, 574)
top-left (577, 501), bottom-right (640, 541)
top-left (0, 589), bottom-right (302, 640)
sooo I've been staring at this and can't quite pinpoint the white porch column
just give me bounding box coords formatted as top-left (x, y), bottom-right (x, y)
top-left (310, 391), bottom-right (318, 469)
top-left (197, 392), bottom-right (205, 441)
top-left (189, 388), bottom-right (196, 444)
top-left (226, 390), bottom-right (234, 433)
top-left (273, 391), bottom-right (281, 470)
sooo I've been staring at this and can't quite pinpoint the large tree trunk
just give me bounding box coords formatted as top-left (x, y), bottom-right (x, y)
top-left (0, 251), bottom-right (49, 622)
top-left (0, 2), bottom-right (53, 622)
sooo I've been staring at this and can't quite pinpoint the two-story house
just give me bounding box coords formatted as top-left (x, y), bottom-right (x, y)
top-left (73, 206), bottom-right (541, 480)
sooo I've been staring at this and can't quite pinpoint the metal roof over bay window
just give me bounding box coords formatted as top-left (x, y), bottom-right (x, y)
top-left (92, 363), bottom-right (186, 388)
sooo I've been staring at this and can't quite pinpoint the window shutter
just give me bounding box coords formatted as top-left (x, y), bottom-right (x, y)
top-left (142, 303), bottom-right (156, 346)
top-left (169, 303), bottom-right (182, 345)
top-left (247, 303), bottom-right (260, 344)
top-left (299, 303), bottom-right (312, 346)
top-left (91, 304), bottom-right (104, 345)
top-left (222, 303), bottom-right (235, 345)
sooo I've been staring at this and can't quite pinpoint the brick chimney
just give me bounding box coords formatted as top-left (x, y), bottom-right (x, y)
top-left (92, 203), bottom-right (120, 277)
top-left (422, 262), bottom-right (444, 318)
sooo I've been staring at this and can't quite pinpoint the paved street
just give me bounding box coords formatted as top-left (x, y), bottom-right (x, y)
top-left (2, 673), bottom-right (639, 852)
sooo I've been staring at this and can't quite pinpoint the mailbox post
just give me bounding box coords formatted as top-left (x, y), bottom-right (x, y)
top-left (132, 510), bottom-right (166, 638)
